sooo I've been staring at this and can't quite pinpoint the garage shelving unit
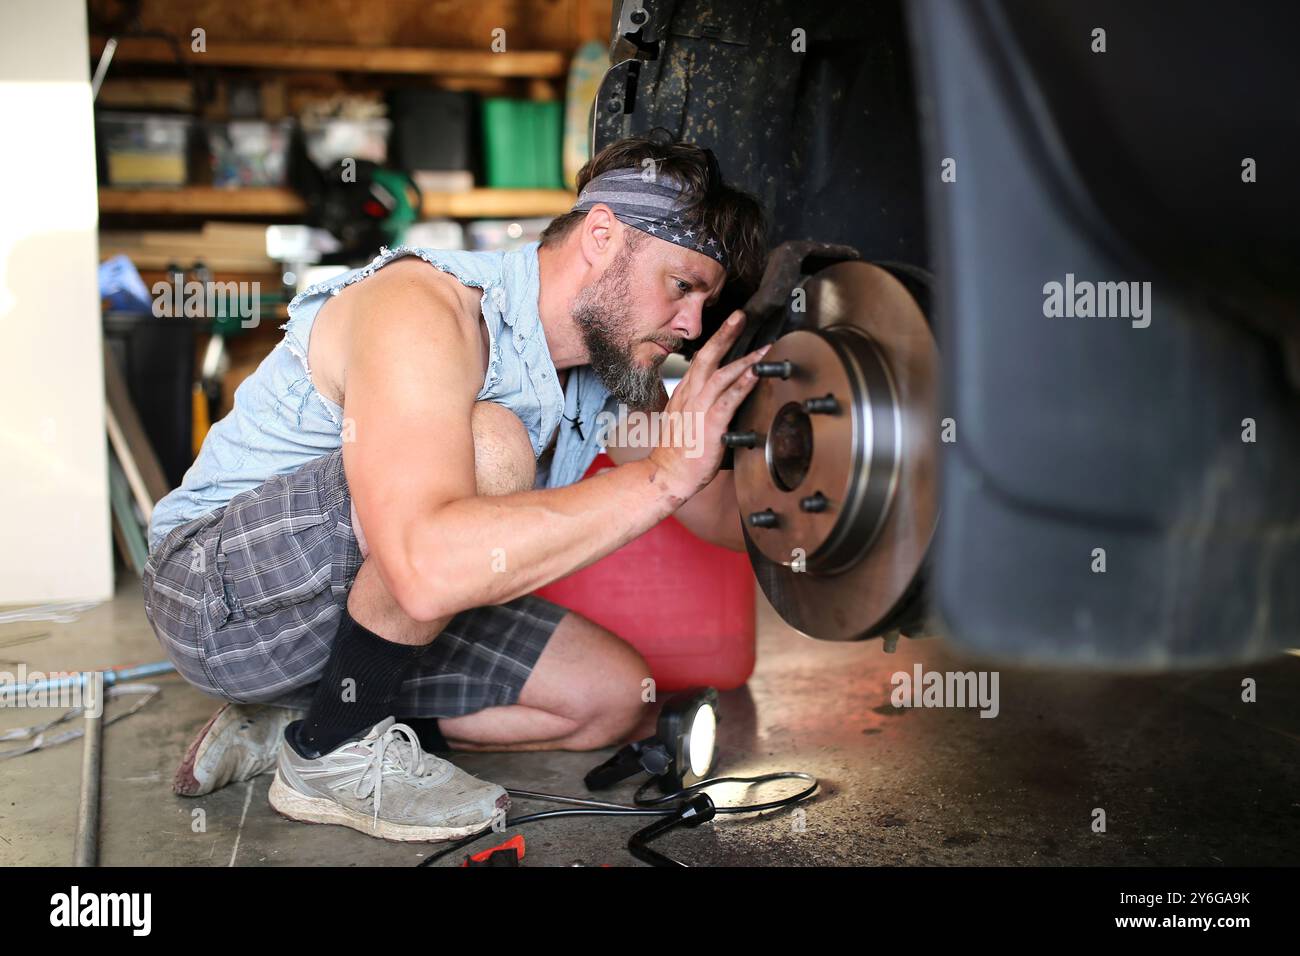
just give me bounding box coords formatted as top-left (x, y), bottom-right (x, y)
top-left (91, 35), bottom-right (581, 222)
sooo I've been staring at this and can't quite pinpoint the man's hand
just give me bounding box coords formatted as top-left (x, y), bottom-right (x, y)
top-left (647, 309), bottom-right (770, 497)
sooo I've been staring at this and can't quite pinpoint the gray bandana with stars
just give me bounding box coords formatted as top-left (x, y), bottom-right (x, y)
top-left (571, 167), bottom-right (728, 269)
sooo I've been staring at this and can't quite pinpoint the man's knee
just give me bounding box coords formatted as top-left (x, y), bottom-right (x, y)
top-left (565, 631), bottom-right (651, 750)
top-left (348, 403), bottom-right (532, 558)
top-left (471, 401), bottom-right (536, 496)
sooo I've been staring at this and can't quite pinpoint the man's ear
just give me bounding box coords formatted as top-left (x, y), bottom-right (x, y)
top-left (578, 203), bottom-right (618, 266)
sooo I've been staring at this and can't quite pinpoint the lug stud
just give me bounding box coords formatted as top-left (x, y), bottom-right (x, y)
top-left (802, 394), bottom-right (839, 414)
top-left (800, 492), bottom-right (829, 513)
top-left (722, 430), bottom-right (759, 448)
top-left (747, 509), bottom-right (780, 529)
top-left (754, 360), bottom-right (794, 379)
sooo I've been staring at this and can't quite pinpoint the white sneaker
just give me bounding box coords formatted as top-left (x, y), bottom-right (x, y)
top-left (268, 717), bottom-right (510, 842)
top-left (174, 703), bottom-right (304, 797)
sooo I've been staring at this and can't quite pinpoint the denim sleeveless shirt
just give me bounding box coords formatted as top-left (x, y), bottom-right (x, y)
top-left (148, 242), bottom-right (614, 551)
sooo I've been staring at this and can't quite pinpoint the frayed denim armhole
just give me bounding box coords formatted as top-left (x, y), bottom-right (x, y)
top-left (478, 284), bottom-right (508, 399)
top-left (277, 291), bottom-right (342, 428)
top-left (278, 244), bottom-right (508, 414)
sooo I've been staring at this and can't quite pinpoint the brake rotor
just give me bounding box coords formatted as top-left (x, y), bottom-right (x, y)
top-left (733, 261), bottom-right (939, 641)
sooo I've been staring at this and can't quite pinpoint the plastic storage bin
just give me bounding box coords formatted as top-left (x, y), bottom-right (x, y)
top-left (534, 454), bottom-right (757, 692)
top-left (480, 98), bottom-right (564, 189)
top-left (207, 119), bottom-right (294, 187)
top-left (302, 117), bottom-right (390, 170)
top-left (389, 89), bottom-right (474, 173)
top-left (98, 112), bottom-right (191, 186)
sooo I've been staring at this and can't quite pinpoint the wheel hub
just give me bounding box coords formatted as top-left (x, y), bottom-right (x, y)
top-left (732, 261), bottom-right (939, 641)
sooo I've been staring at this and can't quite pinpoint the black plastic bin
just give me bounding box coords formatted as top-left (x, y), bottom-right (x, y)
top-left (103, 311), bottom-right (196, 490)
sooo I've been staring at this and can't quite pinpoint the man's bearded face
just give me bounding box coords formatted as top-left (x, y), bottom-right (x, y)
top-left (572, 243), bottom-right (677, 410)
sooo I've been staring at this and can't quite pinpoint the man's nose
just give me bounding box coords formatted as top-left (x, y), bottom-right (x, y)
top-left (672, 300), bottom-right (704, 341)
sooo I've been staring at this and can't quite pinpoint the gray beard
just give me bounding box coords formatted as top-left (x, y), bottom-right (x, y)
top-left (571, 250), bottom-right (665, 411)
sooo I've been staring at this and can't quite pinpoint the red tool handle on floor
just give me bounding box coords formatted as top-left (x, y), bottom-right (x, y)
top-left (461, 834), bottom-right (525, 867)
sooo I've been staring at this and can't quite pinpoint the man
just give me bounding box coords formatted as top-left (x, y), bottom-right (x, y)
top-left (141, 135), bottom-right (769, 842)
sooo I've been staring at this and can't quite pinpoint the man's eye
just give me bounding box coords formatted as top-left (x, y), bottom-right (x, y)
top-left (674, 279), bottom-right (691, 294)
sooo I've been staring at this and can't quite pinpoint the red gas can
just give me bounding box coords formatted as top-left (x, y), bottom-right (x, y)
top-left (535, 454), bottom-right (756, 691)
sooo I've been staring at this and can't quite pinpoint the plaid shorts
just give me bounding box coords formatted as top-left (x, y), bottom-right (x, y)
top-left (141, 450), bottom-right (568, 718)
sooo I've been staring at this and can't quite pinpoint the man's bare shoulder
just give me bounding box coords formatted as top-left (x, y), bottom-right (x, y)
top-left (353, 257), bottom-right (483, 325)
top-left (341, 259), bottom-right (487, 355)
top-left (332, 257), bottom-right (489, 396)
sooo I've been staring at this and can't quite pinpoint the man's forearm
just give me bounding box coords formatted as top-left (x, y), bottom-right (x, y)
top-left (390, 457), bottom-right (690, 621)
top-left (606, 439), bottom-right (744, 550)
top-left (680, 469), bottom-right (745, 551)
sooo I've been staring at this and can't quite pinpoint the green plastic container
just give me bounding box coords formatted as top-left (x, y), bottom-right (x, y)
top-left (481, 98), bottom-right (565, 189)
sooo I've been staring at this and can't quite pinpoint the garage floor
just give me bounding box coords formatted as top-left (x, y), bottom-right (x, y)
top-left (2, 575), bottom-right (1297, 867)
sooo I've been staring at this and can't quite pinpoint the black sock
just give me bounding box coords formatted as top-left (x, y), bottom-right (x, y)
top-left (398, 717), bottom-right (452, 753)
top-left (286, 607), bottom-right (427, 759)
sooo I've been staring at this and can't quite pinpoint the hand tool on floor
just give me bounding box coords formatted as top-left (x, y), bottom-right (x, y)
top-left (74, 704), bottom-right (103, 867)
top-left (461, 834), bottom-right (525, 867)
top-left (0, 661), bottom-right (174, 865)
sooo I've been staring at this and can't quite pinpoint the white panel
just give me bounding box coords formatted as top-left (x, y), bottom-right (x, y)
top-left (0, 0), bottom-right (114, 603)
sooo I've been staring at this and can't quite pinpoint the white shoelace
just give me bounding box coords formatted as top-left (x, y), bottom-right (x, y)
top-left (338, 722), bottom-right (431, 829)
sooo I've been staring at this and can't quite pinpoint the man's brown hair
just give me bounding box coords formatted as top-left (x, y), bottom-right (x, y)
top-left (541, 135), bottom-right (767, 294)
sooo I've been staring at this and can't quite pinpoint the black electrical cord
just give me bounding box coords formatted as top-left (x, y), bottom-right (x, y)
top-left (628, 813), bottom-right (693, 868)
top-left (415, 772), bottom-right (818, 867)
top-left (633, 771), bottom-right (819, 813)
top-left (415, 792), bottom-right (674, 867)
top-left (628, 794), bottom-right (716, 867)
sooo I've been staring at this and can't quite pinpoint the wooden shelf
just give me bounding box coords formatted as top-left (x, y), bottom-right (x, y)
top-left (99, 187), bottom-right (306, 216)
top-left (421, 188), bottom-right (575, 218)
top-left (98, 186), bottom-right (576, 219)
top-left (91, 37), bottom-right (568, 78)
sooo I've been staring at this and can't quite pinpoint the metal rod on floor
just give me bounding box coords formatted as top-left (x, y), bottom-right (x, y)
top-left (2, 660), bottom-right (174, 698)
top-left (74, 705), bottom-right (104, 867)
